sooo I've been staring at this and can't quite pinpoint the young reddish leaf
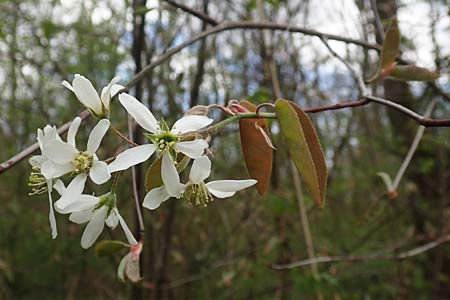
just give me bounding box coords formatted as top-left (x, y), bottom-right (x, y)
top-left (238, 100), bottom-right (273, 196)
top-left (366, 17), bottom-right (400, 83)
top-left (144, 157), bottom-right (163, 191)
top-left (275, 99), bottom-right (327, 207)
top-left (390, 65), bottom-right (439, 81)
top-left (380, 18), bottom-right (400, 70)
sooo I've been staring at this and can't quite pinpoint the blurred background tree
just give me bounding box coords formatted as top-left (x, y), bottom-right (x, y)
top-left (0, 0), bottom-right (449, 299)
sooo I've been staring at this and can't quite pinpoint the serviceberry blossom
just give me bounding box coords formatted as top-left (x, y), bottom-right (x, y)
top-left (107, 92), bottom-right (213, 198)
top-left (62, 74), bottom-right (124, 118)
top-left (28, 124), bottom-right (63, 238)
top-left (143, 156), bottom-right (257, 210)
top-left (53, 181), bottom-right (137, 249)
top-left (40, 117), bottom-right (111, 212)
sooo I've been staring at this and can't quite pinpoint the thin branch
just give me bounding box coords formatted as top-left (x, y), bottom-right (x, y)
top-left (162, 0), bottom-right (219, 26)
top-left (126, 20), bottom-right (380, 88)
top-left (272, 233), bottom-right (450, 269)
top-left (392, 100), bottom-right (437, 190)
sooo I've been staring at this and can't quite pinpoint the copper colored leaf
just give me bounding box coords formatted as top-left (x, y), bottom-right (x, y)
top-left (239, 100), bottom-right (273, 196)
top-left (366, 17), bottom-right (400, 83)
top-left (390, 65), bottom-right (439, 81)
top-left (275, 99), bottom-right (327, 207)
top-left (144, 157), bottom-right (163, 191)
top-left (380, 18), bottom-right (400, 70)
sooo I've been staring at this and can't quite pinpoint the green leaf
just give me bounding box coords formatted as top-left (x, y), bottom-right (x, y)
top-left (145, 157), bottom-right (163, 191)
top-left (275, 99), bottom-right (327, 207)
top-left (239, 100), bottom-right (273, 196)
top-left (390, 65), bottom-right (439, 81)
top-left (95, 240), bottom-right (130, 258)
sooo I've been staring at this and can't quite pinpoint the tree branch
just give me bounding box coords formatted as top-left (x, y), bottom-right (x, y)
top-left (272, 233), bottom-right (450, 270)
top-left (162, 0), bottom-right (219, 25)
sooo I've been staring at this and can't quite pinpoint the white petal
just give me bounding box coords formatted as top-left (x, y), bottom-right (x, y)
top-left (70, 209), bottom-right (94, 224)
top-left (110, 84), bottom-right (125, 97)
top-left (105, 212), bottom-right (119, 229)
top-left (54, 173), bottom-right (87, 211)
top-left (116, 210), bottom-right (138, 245)
top-left (53, 179), bottom-right (66, 195)
top-left (175, 139), bottom-right (208, 158)
top-left (47, 180), bottom-right (57, 239)
top-left (61, 80), bottom-right (75, 92)
top-left (56, 195), bottom-right (98, 214)
top-left (206, 179), bottom-right (257, 198)
top-left (170, 115), bottom-right (213, 134)
top-left (118, 93), bottom-right (159, 133)
top-left (43, 140), bottom-right (78, 164)
top-left (72, 74), bottom-right (102, 115)
top-left (161, 152), bottom-right (185, 198)
top-left (81, 206), bottom-right (108, 249)
top-left (41, 160), bottom-right (74, 179)
top-left (87, 119), bottom-right (110, 154)
top-left (89, 160), bottom-right (111, 184)
top-left (143, 186), bottom-right (171, 210)
top-left (29, 155), bottom-right (46, 167)
top-left (67, 117), bottom-right (81, 147)
top-left (100, 76), bottom-right (121, 110)
top-left (107, 144), bottom-right (156, 173)
top-left (189, 156), bottom-right (211, 184)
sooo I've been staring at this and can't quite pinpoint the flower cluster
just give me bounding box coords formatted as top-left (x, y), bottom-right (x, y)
top-left (29, 74), bottom-right (257, 253)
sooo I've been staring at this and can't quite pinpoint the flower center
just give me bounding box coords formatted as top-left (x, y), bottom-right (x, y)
top-left (182, 182), bottom-right (213, 207)
top-left (73, 151), bottom-right (94, 174)
top-left (28, 166), bottom-right (47, 195)
top-left (95, 192), bottom-right (117, 215)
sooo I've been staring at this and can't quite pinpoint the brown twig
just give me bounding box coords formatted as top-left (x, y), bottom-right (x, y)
top-left (110, 125), bottom-right (139, 147)
top-left (162, 0), bottom-right (219, 26)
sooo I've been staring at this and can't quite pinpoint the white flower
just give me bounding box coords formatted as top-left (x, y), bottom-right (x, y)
top-left (107, 93), bottom-right (213, 197)
top-left (53, 181), bottom-right (137, 249)
top-left (62, 74), bottom-right (124, 118)
top-left (143, 156), bottom-right (257, 210)
top-left (42, 118), bottom-right (112, 212)
top-left (29, 124), bottom-right (65, 239)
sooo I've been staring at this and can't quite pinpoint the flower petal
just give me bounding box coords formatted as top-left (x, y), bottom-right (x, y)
top-left (72, 74), bottom-right (102, 115)
top-left (174, 139), bottom-right (208, 158)
top-left (43, 140), bottom-right (78, 164)
top-left (47, 180), bottom-right (57, 239)
top-left (81, 206), bottom-right (108, 249)
top-left (56, 195), bottom-right (98, 214)
top-left (67, 117), bottom-right (81, 147)
top-left (107, 144), bottom-right (156, 173)
top-left (89, 160), bottom-right (111, 184)
top-left (118, 93), bottom-right (159, 133)
top-left (143, 186), bottom-right (171, 210)
top-left (40, 160), bottom-right (74, 179)
top-left (54, 173), bottom-right (87, 211)
top-left (116, 210), bottom-right (138, 245)
top-left (105, 212), bottom-right (119, 229)
top-left (110, 84), bottom-right (125, 98)
top-left (70, 209), bottom-right (94, 224)
top-left (161, 152), bottom-right (185, 197)
top-left (206, 179), bottom-right (257, 198)
top-left (87, 119), bottom-right (110, 154)
top-left (61, 80), bottom-right (75, 92)
top-left (29, 155), bottom-right (46, 167)
top-left (100, 76), bottom-right (121, 110)
top-left (170, 115), bottom-right (213, 134)
top-left (189, 156), bottom-right (211, 184)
